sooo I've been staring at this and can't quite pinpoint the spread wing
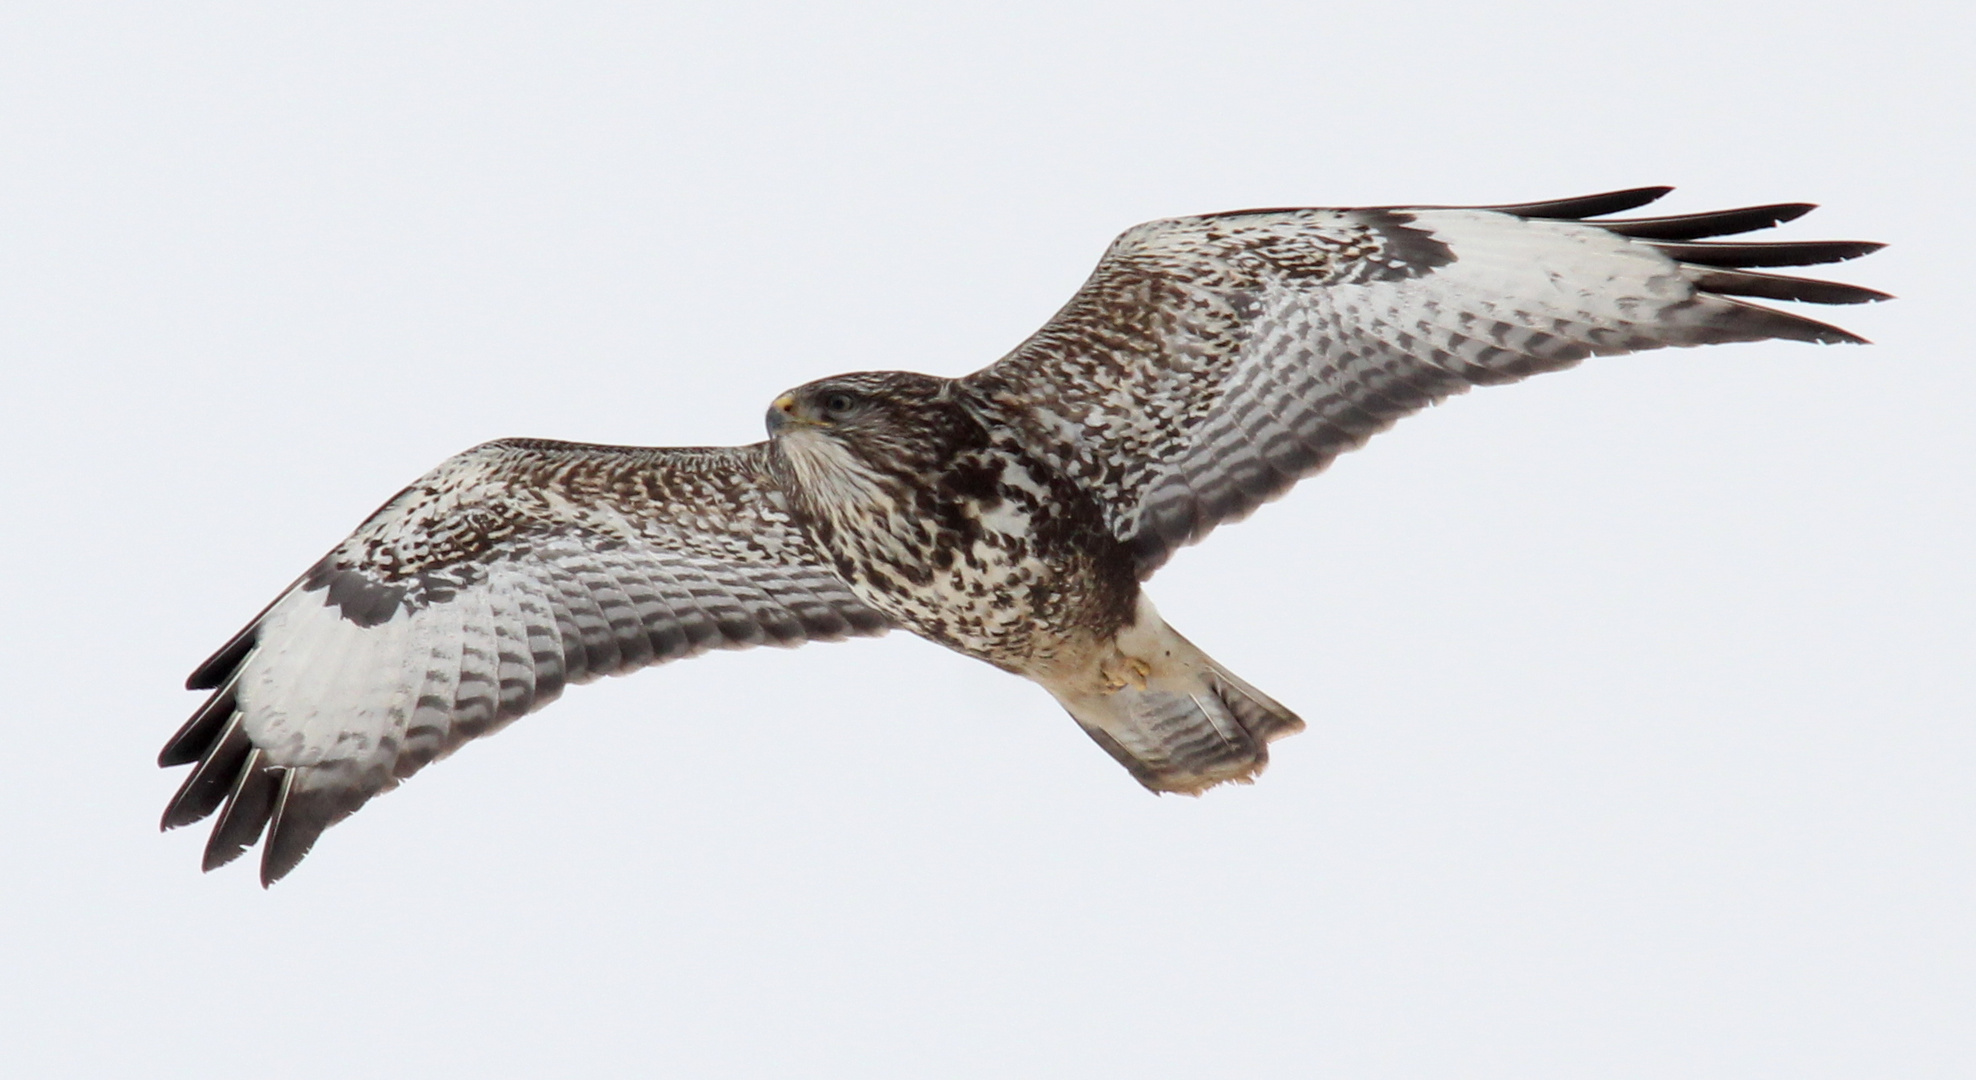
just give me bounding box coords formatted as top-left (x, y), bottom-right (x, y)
top-left (961, 187), bottom-right (1888, 576)
top-left (158, 439), bottom-right (889, 885)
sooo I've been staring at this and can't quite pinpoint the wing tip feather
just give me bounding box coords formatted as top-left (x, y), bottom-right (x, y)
top-left (259, 772), bottom-right (372, 886)
top-left (1595, 202), bottom-right (1818, 240)
top-left (158, 676), bottom-right (240, 768)
top-left (1484, 185), bottom-right (1675, 220)
top-left (1708, 298), bottom-right (1872, 346)
top-left (185, 631), bottom-right (255, 691)
top-left (160, 715), bottom-right (250, 831)
top-left (1651, 239), bottom-right (1885, 269)
top-left (202, 753), bottom-right (281, 873)
top-left (1689, 267), bottom-right (1893, 307)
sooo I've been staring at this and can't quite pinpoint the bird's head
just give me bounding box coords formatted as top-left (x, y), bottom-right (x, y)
top-left (766, 370), bottom-right (955, 448)
top-left (765, 371), bottom-right (974, 506)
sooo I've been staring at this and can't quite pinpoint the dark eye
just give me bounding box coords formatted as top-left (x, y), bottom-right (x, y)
top-left (821, 391), bottom-right (858, 417)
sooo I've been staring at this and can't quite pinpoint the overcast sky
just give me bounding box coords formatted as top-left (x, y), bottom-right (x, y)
top-left (3, 3), bottom-right (1970, 1077)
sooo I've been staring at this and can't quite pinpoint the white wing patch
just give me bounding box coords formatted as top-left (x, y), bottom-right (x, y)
top-left (242, 587), bottom-right (421, 770)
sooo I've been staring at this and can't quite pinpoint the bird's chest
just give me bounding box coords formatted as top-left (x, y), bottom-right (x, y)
top-left (786, 441), bottom-right (1134, 669)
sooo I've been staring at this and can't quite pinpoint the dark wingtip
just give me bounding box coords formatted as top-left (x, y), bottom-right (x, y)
top-left (159, 675), bottom-right (239, 768)
top-left (160, 716), bottom-right (250, 831)
top-left (1595, 202), bottom-right (1817, 240)
top-left (259, 771), bottom-right (303, 887)
top-left (188, 569), bottom-right (314, 689)
top-left (1716, 300), bottom-right (1871, 346)
top-left (186, 629), bottom-right (256, 691)
top-left (259, 777), bottom-right (362, 886)
top-left (202, 753), bottom-right (281, 872)
top-left (1651, 239), bottom-right (1886, 269)
top-left (1691, 268), bottom-right (1894, 306)
top-left (1485, 186), bottom-right (1675, 220)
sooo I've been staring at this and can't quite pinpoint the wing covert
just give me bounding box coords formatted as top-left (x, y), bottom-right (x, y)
top-left (962, 188), bottom-right (1886, 575)
top-left (160, 439), bottom-right (888, 884)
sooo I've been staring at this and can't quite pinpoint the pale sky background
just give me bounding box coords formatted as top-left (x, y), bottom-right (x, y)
top-left (3, 3), bottom-right (1970, 1077)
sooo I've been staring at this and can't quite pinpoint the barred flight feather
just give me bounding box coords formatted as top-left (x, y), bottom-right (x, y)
top-left (963, 189), bottom-right (1883, 574)
top-left (164, 440), bottom-right (889, 885)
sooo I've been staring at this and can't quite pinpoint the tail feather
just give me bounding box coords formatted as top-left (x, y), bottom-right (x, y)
top-left (1203, 660), bottom-right (1304, 746)
top-left (1077, 686), bottom-right (1264, 793)
top-left (1054, 630), bottom-right (1304, 795)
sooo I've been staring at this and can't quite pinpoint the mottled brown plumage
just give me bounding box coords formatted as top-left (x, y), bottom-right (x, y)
top-left (161, 187), bottom-right (1885, 883)
top-left (768, 372), bottom-right (1137, 671)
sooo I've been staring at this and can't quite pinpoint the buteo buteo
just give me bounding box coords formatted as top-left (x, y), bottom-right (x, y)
top-left (159, 187), bottom-right (1886, 884)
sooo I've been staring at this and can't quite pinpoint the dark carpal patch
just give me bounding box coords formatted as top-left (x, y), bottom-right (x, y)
top-left (1348, 211), bottom-right (1458, 282)
top-left (306, 557), bottom-right (408, 627)
top-left (305, 552), bottom-right (498, 626)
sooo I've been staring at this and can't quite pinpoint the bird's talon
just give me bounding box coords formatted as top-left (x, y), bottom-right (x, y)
top-left (1101, 656), bottom-right (1153, 692)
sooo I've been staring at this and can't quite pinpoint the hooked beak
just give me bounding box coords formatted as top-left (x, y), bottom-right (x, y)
top-left (766, 393), bottom-right (807, 435)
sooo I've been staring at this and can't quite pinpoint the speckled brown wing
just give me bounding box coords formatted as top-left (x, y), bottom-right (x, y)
top-left (158, 439), bottom-right (889, 885)
top-left (961, 188), bottom-right (1886, 576)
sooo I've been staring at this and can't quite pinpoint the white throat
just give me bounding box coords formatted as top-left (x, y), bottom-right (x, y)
top-left (778, 429), bottom-right (893, 512)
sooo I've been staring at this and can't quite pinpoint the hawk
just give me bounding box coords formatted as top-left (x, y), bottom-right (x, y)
top-left (159, 187), bottom-right (1886, 884)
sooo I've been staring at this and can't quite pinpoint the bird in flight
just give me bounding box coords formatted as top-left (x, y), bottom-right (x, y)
top-left (159, 187), bottom-right (1886, 885)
